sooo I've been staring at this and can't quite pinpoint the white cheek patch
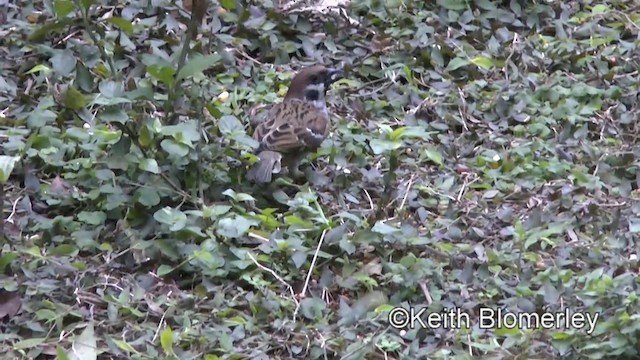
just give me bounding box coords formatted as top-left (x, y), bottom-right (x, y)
top-left (311, 100), bottom-right (328, 114)
top-left (305, 83), bottom-right (326, 93)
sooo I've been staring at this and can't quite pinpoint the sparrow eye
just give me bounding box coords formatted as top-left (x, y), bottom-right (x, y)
top-left (310, 74), bottom-right (319, 83)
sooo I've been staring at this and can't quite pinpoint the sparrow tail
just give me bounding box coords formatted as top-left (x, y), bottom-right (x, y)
top-left (247, 150), bottom-right (282, 183)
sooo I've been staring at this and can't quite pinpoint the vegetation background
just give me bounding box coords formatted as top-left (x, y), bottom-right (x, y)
top-left (1, 0), bottom-right (639, 359)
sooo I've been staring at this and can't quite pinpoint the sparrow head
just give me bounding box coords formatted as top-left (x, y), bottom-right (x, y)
top-left (285, 65), bottom-right (343, 111)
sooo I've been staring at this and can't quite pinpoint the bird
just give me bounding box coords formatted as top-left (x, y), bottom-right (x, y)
top-left (246, 64), bottom-right (343, 184)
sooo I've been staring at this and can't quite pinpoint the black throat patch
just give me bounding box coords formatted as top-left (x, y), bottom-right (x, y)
top-left (304, 89), bottom-right (320, 101)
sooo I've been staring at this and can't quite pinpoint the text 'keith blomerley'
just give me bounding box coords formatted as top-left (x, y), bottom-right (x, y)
top-left (388, 307), bottom-right (599, 334)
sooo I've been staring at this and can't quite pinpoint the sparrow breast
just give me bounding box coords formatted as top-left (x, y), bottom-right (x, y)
top-left (247, 65), bottom-right (343, 183)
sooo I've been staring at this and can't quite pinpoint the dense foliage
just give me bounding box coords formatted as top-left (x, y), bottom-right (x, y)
top-left (1, 0), bottom-right (640, 358)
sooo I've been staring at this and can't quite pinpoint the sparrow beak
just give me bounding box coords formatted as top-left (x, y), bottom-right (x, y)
top-left (326, 68), bottom-right (343, 85)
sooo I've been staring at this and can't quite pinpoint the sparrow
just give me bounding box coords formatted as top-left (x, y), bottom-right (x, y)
top-left (246, 64), bottom-right (343, 184)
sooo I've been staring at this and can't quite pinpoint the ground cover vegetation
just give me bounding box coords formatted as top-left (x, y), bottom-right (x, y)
top-left (1, 0), bottom-right (640, 359)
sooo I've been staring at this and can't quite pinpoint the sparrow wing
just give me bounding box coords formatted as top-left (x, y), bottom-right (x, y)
top-left (254, 99), bottom-right (329, 152)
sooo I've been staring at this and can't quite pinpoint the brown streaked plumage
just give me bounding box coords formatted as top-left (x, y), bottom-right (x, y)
top-left (246, 65), bottom-right (343, 183)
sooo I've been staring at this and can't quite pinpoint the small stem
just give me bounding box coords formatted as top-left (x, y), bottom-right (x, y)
top-left (376, 149), bottom-right (399, 221)
top-left (75, 1), bottom-right (118, 78)
top-left (165, 1), bottom-right (201, 125)
top-left (0, 183), bottom-right (4, 240)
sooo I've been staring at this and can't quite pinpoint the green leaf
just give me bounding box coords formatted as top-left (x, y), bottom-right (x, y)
top-left (25, 64), bottom-right (52, 75)
top-left (475, 0), bottom-right (496, 10)
top-left (107, 17), bottom-right (134, 34)
top-left (176, 54), bottom-right (221, 82)
top-left (396, 126), bottom-right (431, 139)
top-left (591, 4), bottom-right (608, 15)
top-left (299, 297), bottom-right (326, 320)
top-left (388, 127), bottom-right (406, 141)
top-left (351, 292), bottom-right (389, 317)
top-left (100, 108), bottom-right (129, 124)
top-left (24, 246), bottom-right (43, 259)
top-left (147, 64), bottom-right (175, 87)
top-left (222, 189), bottom-right (238, 201)
top-left (69, 323), bottom-right (97, 360)
top-left (495, 325), bottom-right (521, 336)
top-left (13, 337), bottom-right (46, 350)
top-left (92, 96), bottom-right (132, 106)
top-left (193, 250), bottom-right (225, 270)
top-left (221, 189), bottom-right (256, 202)
top-left (53, 0), bottom-right (76, 18)
top-left (62, 87), bottom-right (90, 110)
top-left (35, 309), bottom-right (57, 321)
top-left (218, 115), bottom-right (244, 134)
top-left (339, 237), bottom-right (355, 254)
top-left (76, 62), bottom-right (93, 91)
top-left (0, 253), bottom-right (18, 273)
top-left (139, 125), bottom-right (156, 148)
top-left (354, 273), bottom-right (378, 287)
top-left (157, 264), bottom-right (174, 276)
top-left (471, 56), bottom-right (494, 70)
top-left (291, 251), bottom-right (308, 268)
top-left (284, 215), bottom-right (314, 228)
top-left (113, 340), bottom-right (138, 354)
top-left (216, 215), bottom-right (257, 238)
top-left (80, 0), bottom-right (95, 10)
top-left (220, 0), bottom-right (236, 10)
top-left (50, 244), bottom-right (78, 256)
top-left (51, 50), bottom-right (77, 77)
top-left (0, 156), bottom-right (20, 184)
top-left (135, 188), bottom-right (161, 207)
top-left (203, 205), bottom-right (232, 219)
top-left (524, 234), bottom-right (539, 250)
top-left (77, 211), bottom-right (107, 225)
top-left (56, 347), bottom-right (72, 360)
top-left (437, 0), bottom-right (466, 10)
top-left (28, 18), bottom-right (74, 42)
top-left (374, 304), bottom-right (395, 313)
top-left (160, 326), bottom-right (174, 355)
top-left (424, 146), bottom-right (443, 166)
top-left (160, 139), bottom-right (190, 157)
top-left (154, 207), bottom-right (187, 231)
top-left (161, 121), bottom-right (200, 146)
top-left (232, 133), bottom-right (259, 149)
top-left (483, 190), bottom-right (500, 199)
top-left (236, 193), bottom-right (256, 202)
top-left (372, 222), bottom-right (400, 235)
top-left (224, 316), bottom-right (247, 326)
top-left (98, 80), bottom-right (125, 98)
top-left (446, 57), bottom-right (469, 71)
top-left (369, 139), bottom-right (402, 155)
top-left (139, 158), bottom-right (160, 174)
